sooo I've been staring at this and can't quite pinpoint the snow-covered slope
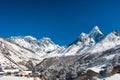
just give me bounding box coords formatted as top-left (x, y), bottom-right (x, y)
top-left (0, 37), bottom-right (42, 70)
top-left (88, 30), bottom-right (120, 53)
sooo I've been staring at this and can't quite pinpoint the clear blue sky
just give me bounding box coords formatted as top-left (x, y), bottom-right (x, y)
top-left (0, 0), bottom-right (120, 45)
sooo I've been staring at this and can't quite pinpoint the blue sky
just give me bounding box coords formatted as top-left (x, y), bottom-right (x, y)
top-left (0, 0), bottom-right (120, 45)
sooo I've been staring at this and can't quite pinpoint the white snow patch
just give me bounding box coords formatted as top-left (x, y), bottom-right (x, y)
top-left (87, 65), bottom-right (105, 73)
top-left (104, 54), bottom-right (115, 60)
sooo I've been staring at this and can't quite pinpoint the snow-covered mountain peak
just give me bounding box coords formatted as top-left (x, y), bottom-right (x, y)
top-left (24, 36), bottom-right (37, 41)
top-left (91, 26), bottom-right (103, 34)
top-left (63, 26), bottom-right (105, 55)
top-left (70, 26), bottom-right (103, 45)
top-left (76, 26), bottom-right (103, 43)
top-left (39, 37), bottom-right (60, 53)
top-left (39, 37), bottom-right (59, 49)
top-left (40, 37), bottom-right (52, 43)
top-left (89, 26), bottom-right (104, 42)
top-left (89, 26), bottom-right (103, 35)
top-left (93, 26), bottom-right (99, 30)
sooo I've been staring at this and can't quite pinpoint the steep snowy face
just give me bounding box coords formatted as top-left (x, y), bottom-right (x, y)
top-left (8, 36), bottom-right (59, 53)
top-left (89, 26), bottom-right (104, 42)
top-left (88, 30), bottom-right (120, 53)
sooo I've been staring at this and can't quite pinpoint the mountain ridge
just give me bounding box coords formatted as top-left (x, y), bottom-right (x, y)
top-left (0, 26), bottom-right (119, 71)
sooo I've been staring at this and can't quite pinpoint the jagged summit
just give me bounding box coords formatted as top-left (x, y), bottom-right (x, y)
top-left (89, 26), bottom-right (104, 42)
top-left (91, 26), bottom-right (101, 32)
top-left (89, 26), bottom-right (103, 35)
top-left (89, 26), bottom-right (103, 34)
top-left (70, 26), bottom-right (103, 45)
top-left (64, 26), bottom-right (104, 55)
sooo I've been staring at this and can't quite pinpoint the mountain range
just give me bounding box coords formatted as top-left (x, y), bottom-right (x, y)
top-left (0, 26), bottom-right (120, 79)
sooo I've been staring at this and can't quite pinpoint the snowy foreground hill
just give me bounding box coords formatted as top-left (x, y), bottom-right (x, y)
top-left (0, 26), bottom-right (120, 80)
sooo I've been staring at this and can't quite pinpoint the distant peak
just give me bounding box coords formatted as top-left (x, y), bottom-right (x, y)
top-left (89, 26), bottom-right (103, 35)
top-left (24, 36), bottom-right (37, 40)
top-left (93, 26), bottom-right (99, 30)
top-left (39, 37), bottom-right (59, 48)
top-left (41, 37), bottom-right (51, 41)
top-left (10, 36), bottom-right (37, 40)
top-left (40, 37), bottom-right (53, 43)
top-left (91, 26), bottom-right (101, 33)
